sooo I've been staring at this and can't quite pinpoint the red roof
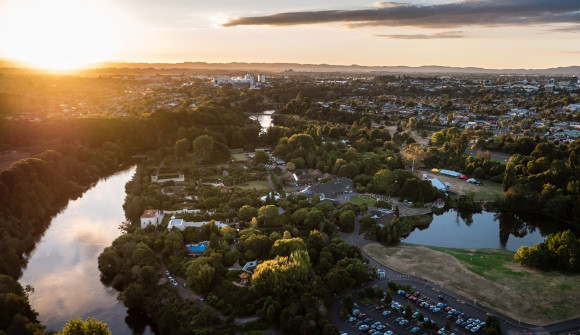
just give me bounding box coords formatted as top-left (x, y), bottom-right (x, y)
top-left (140, 209), bottom-right (159, 219)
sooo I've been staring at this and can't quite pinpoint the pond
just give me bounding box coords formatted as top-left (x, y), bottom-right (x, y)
top-left (20, 167), bottom-right (155, 334)
top-left (402, 209), bottom-right (566, 252)
top-left (249, 109), bottom-right (275, 134)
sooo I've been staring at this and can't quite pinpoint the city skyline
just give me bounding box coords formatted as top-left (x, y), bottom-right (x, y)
top-left (0, 0), bottom-right (579, 70)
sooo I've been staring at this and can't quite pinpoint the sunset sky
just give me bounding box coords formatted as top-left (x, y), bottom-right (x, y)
top-left (0, 0), bottom-right (579, 70)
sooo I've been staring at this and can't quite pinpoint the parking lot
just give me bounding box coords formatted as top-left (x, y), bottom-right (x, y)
top-left (338, 282), bottom-right (491, 335)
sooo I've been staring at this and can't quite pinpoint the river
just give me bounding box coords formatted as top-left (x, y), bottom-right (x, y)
top-left (249, 109), bottom-right (275, 133)
top-left (20, 167), bottom-right (155, 334)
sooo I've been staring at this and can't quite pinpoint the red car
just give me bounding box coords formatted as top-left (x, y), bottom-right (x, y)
top-left (459, 174), bottom-right (467, 180)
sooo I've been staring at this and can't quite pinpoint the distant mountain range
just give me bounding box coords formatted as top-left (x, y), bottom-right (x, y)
top-left (1, 59), bottom-right (579, 76)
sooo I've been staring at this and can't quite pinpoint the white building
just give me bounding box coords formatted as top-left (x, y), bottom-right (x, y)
top-left (167, 215), bottom-right (229, 230)
top-left (140, 209), bottom-right (162, 229)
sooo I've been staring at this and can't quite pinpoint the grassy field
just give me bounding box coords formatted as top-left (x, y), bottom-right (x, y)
top-left (231, 153), bottom-right (248, 162)
top-left (350, 194), bottom-right (379, 206)
top-left (364, 243), bottom-right (580, 325)
top-left (236, 180), bottom-right (270, 190)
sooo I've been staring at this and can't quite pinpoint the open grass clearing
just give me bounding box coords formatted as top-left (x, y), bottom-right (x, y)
top-left (236, 180), bottom-right (270, 190)
top-left (350, 194), bottom-right (379, 206)
top-left (231, 153), bottom-right (248, 162)
top-left (363, 243), bottom-right (580, 326)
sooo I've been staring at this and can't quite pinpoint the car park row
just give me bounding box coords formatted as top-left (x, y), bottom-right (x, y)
top-left (339, 285), bottom-right (492, 335)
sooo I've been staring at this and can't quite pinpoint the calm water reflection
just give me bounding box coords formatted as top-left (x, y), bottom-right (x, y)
top-left (402, 209), bottom-right (560, 251)
top-left (20, 167), bottom-right (155, 334)
top-left (249, 109), bottom-right (275, 133)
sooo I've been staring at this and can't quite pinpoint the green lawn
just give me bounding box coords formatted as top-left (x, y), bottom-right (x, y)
top-left (428, 247), bottom-right (520, 281)
top-left (350, 194), bottom-right (379, 206)
top-left (237, 180), bottom-right (270, 190)
top-left (489, 158), bottom-right (507, 165)
top-left (473, 182), bottom-right (504, 201)
top-left (231, 153), bottom-right (248, 162)
top-left (230, 148), bottom-right (244, 154)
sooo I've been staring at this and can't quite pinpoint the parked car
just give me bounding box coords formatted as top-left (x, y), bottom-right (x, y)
top-left (347, 317), bottom-right (357, 323)
top-left (359, 324), bottom-right (370, 331)
top-left (382, 310), bottom-right (392, 316)
top-left (438, 295), bottom-right (446, 301)
top-left (385, 331), bottom-right (394, 335)
top-left (412, 312), bottom-right (420, 319)
top-left (364, 317), bottom-right (373, 324)
top-left (411, 327), bottom-right (420, 333)
top-left (375, 305), bottom-right (384, 311)
top-left (377, 325), bottom-right (386, 331)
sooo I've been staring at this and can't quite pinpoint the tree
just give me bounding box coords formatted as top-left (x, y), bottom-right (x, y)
top-left (174, 138), bottom-right (191, 160)
top-left (338, 210), bottom-right (355, 233)
top-left (385, 289), bottom-right (392, 304)
top-left (251, 250), bottom-right (310, 298)
top-left (186, 261), bottom-right (215, 293)
top-left (192, 135), bottom-right (214, 161)
top-left (432, 131), bottom-right (446, 146)
top-left (254, 150), bottom-right (269, 165)
top-left (444, 319), bottom-right (451, 333)
top-left (257, 205), bottom-right (279, 227)
top-left (405, 302), bottom-right (413, 319)
top-left (270, 237), bottom-right (307, 257)
top-left (58, 317), bottom-right (111, 335)
top-left (402, 143), bottom-right (426, 172)
top-left (238, 205), bottom-right (257, 222)
top-left (343, 294), bottom-right (354, 311)
top-left (220, 226), bottom-right (236, 243)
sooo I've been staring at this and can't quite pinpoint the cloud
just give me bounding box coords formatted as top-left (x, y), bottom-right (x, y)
top-left (375, 30), bottom-right (465, 39)
top-left (222, 0), bottom-right (580, 29)
top-left (548, 25), bottom-right (580, 33)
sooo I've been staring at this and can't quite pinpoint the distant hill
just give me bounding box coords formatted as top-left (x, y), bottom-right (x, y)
top-left (1, 58), bottom-right (579, 76)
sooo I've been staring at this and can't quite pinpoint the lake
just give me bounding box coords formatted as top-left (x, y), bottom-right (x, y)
top-left (402, 209), bottom-right (564, 251)
top-left (20, 167), bottom-right (155, 334)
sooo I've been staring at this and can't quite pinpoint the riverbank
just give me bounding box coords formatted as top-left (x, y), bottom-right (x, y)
top-left (363, 243), bottom-right (580, 326)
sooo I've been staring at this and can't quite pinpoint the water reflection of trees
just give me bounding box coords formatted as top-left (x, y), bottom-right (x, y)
top-left (493, 211), bottom-right (558, 248)
top-left (456, 208), bottom-right (480, 227)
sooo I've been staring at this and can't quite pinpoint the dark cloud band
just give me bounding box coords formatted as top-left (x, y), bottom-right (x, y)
top-left (222, 0), bottom-right (580, 29)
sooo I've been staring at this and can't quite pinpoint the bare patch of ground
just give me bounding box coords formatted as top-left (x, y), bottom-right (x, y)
top-left (415, 168), bottom-right (504, 201)
top-left (0, 150), bottom-right (31, 171)
top-left (364, 243), bottom-right (580, 326)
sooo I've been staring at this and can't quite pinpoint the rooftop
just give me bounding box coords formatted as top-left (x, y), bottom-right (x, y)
top-left (140, 209), bottom-right (159, 219)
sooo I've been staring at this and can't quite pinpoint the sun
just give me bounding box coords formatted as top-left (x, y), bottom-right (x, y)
top-left (0, 0), bottom-right (120, 71)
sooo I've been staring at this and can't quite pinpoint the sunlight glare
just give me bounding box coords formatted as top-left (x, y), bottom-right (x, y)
top-left (0, 0), bottom-right (120, 70)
